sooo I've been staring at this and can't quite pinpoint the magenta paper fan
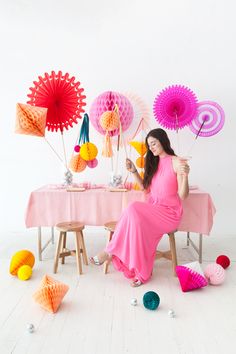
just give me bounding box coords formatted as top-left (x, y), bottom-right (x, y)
top-left (153, 85), bottom-right (198, 130)
top-left (176, 265), bottom-right (208, 292)
top-left (89, 91), bottom-right (134, 136)
top-left (27, 71), bottom-right (86, 132)
top-left (189, 101), bottom-right (225, 137)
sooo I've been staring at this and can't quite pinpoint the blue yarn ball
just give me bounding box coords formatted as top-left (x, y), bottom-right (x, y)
top-left (143, 291), bottom-right (160, 310)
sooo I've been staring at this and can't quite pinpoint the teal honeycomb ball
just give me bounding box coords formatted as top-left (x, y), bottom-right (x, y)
top-left (143, 291), bottom-right (160, 310)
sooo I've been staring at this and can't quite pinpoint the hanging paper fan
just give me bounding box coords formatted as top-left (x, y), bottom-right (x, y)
top-left (176, 261), bottom-right (208, 292)
top-left (27, 70), bottom-right (86, 132)
top-left (153, 85), bottom-right (198, 130)
top-left (89, 91), bottom-right (134, 136)
top-left (122, 92), bottom-right (151, 144)
top-left (189, 101), bottom-right (225, 137)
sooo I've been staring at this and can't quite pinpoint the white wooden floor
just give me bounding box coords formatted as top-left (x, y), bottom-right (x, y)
top-left (0, 227), bottom-right (235, 354)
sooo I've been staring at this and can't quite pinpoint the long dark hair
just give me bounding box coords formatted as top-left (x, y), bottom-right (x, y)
top-left (143, 128), bottom-right (175, 189)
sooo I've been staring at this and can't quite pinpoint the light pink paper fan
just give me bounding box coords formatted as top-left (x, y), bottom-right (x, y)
top-left (176, 264), bottom-right (208, 292)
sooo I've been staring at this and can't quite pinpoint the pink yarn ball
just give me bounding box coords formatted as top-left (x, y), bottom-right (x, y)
top-left (74, 145), bottom-right (80, 153)
top-left (89, 91), bottom-right (134, 136)
top-left (204, 263), bottom-right (225, 285)
top-left (87, 158), bottom-right (98, 168)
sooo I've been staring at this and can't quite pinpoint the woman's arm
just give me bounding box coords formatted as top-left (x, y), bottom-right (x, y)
top-left (173, 157), bottom-right (190, 200)
top-left (126, 158), bottom-right (144, 190)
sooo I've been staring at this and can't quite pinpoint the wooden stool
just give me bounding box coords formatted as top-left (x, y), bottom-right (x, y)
top-left (103, 221), bottom-right (117, 274)
top-left (156, 232), bottom-right (178, 276)
top-left (53, 221), bottom-right (88, 275)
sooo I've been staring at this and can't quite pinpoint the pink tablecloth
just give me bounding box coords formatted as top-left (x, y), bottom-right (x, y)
top-left (25, 186), bottom-right (216, 235)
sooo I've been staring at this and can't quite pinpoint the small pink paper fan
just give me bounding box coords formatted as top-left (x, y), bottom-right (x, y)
top-left (176, 265), bottom-right (208, 292)
top-left (153, 85), bottom-right (198, 130)
top-left (189, 101), bottom-right (225, 137)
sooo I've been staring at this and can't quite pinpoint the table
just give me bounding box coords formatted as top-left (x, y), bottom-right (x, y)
top-left (25, 185), bottom-right (216, 261)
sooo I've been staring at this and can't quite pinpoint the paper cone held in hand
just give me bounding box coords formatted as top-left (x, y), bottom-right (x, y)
top-left (33, 275), bottom-right (69, 313)
top-left (15, 103), bottom-right (47, 137)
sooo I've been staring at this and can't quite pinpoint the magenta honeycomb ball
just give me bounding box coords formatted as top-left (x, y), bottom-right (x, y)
top-left (74, 145), bottom-right (80, 153)
top-left (89, 91), bottom-right (134, 136)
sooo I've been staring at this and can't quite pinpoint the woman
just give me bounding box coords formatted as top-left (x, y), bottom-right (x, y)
top-left (90, 128), bottom-right (190, 286)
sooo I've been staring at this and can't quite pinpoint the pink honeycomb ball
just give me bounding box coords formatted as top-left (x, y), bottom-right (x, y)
top-left (204, 263), bottom-right (225, 285)
top-left (87, 158), bottom-right (98, 168)
top-left (74, 145), bottom-right (80, 153)
top-left (89, 91), bottom-right (134, 136)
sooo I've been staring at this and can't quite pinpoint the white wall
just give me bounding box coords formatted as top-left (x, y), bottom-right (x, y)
top-left (0, 0), bottom-right (235, 235)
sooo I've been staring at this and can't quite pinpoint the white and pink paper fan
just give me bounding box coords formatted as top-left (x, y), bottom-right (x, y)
top-left (153, 85), bottom-right (198, 130)
top-left (176, 261), bottom-right (208, 292)
top-left (189, 101), bottom-right (225, 137)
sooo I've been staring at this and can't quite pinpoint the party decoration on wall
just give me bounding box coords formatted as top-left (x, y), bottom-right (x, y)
top-left (33, 275), bottom-right (69, 313)
top-left (27, 71), bottom-right (86, 132)
top-left (17, 265), bottom-right (33, 281)
top-left (216, 255), bottom-right (230, 269)
top-left (189, 101), bottom-right (225, 137)
top-left (100, 105), bottom-right (120, 157)
top-left (122, 92), bottom-right (151, 144)
top-left (153, 85), bottom-right (198, 130)
top-left (69, 154), bottom-right (87, 173)
top-left (143, 291), bottom-right (160, 310)
top-left (26, 70), bottom-right (86, 170)
top-left (176, 261), bottom-right (208, 292)
top-left (89, 91), bottom-right (134, 137)
top-left (15, 103), bottom-right (47, 137)
top-left (70, 113), bottom-right (98, 173)
top-left (204, 263), bottom-right (225, 285)
top-left (10, 250), bottom-right (35, 276)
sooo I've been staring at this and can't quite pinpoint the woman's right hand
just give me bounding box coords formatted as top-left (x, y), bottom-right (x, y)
top-left (126, 158), bottom-right (137, 173)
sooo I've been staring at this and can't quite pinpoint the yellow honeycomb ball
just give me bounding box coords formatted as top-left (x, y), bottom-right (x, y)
top-left (17, 265), bottom-right (32, 281)
top-left (80, 142), bottom-right (98, 161)
top-left (10, 250), bottom-right (35, 275)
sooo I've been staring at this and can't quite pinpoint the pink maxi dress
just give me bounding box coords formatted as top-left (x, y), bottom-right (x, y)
top-left (105, 155), bottom-right (183, 283)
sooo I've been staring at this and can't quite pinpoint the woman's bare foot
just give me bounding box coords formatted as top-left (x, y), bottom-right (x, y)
top-left (130, 278), bottom-right (143, 287)
top-left (90, 251), bottom-right (111, 265)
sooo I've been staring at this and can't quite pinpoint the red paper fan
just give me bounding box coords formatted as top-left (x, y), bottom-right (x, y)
top-left (27, 71), bottom-right (86, 132)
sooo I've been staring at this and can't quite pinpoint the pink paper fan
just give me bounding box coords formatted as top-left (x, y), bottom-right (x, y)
top-left (176, 265), bottom-right (208, 292)
top-left (189, 101), bottom-right (225, 137)
top-left (89, 91), bottom-right (134, 137)
top-left (153, 85), bottom-right (198, 130)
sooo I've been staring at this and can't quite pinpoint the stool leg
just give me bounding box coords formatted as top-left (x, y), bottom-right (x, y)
top-left (61, 232), bottom-right (67, 264)
top-left (80, 230), bottom-right (88, 265)
top-left (54, 232), bottom-right (64, 273)
top-left (104, 231), bottom-right (113, 274)
top-left (168, 232), bottom-right (178, 276)
top-left (75, 232), bottom-right (83, 275)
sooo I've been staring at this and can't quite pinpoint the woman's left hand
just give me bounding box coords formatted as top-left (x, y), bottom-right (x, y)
top-left (177, 158), bottom-right (190, 176)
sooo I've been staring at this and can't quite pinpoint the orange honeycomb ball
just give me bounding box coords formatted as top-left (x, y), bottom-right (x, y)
top-left (69, 154), bottom-right (87, 172)
top-left (99, 111), bottom-right (120, 131)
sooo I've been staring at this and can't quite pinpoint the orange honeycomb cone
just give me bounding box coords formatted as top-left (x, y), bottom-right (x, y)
top-left (33, 275), bottom-right (69, 313)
